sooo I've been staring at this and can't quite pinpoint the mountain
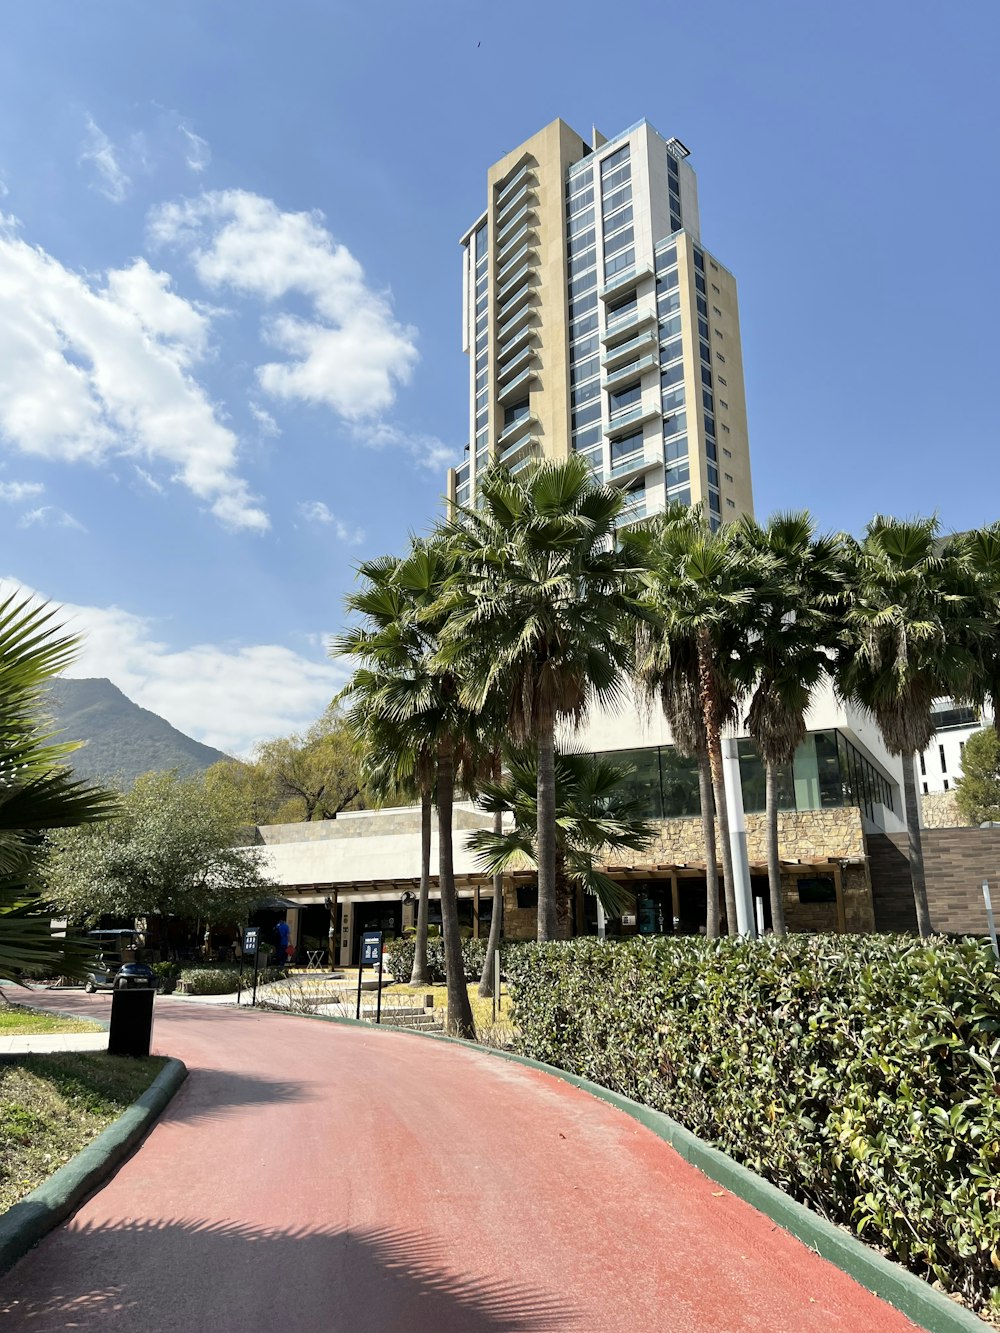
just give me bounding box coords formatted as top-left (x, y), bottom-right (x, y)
top-left (43, 677), bottom-right (232, 787)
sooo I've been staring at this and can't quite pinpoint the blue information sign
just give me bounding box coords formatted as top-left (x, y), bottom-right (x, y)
top-left (361, 931), bottom-right (382, 966)
top-left (243, 926), bottom-right (260, 955)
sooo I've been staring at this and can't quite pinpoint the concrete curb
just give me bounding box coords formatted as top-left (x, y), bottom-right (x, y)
top-left (286, 1007), bottom-right (987, 1332)
top-left (0, 1056), bottom-right (187, 1277)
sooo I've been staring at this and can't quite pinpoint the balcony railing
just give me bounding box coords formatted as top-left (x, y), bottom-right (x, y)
top-left (604, 353), bottom-right (659, 395)
top-left (599, 262), bottom-right (655, 302)
top-left (605, 401), bottom-right (660, 437)
top-left (497, 364), bottom-right (539, 403)
top-left (602, 328), bottom-right (658, 370)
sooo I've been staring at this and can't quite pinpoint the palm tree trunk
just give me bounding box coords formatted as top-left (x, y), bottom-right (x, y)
top-left (409, 784), bottom-right (433, 985)
top-left (536, 714), bottom-right (558, 942)
top-left (437, 739), bottom-right (475, 1038)
top-left (479, 751), bottom-right (504, 998)
top-left (697, 752), bottom-right (721, 938)
top-left (765, 761), bottom-right (786, 936)
top-left (902, 755), bottom-right (932, 938)
top-left (698, 630), bottom-right (738, 935)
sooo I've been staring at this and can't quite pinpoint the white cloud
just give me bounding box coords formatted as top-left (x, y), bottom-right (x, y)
top-left (0, 576), bottom-right (344, 756)
top-left (249, 402), bottom-right (280, 437)
top-left (178, 125), bottom-right (211, 173)
top-left (79, 116), bottom-right (130, 203)
top-left (297, 501), bottom-right (365, 545)
top-left (0, 479), bottom-right (44, 502)
top-left (149, 190), bottom-right (419, 420)
top-left (17, 505), bottom-right (85, 531)
top-left (0, 218), bottom-right (267, 531)
top-left (354, 420), bottom-right (454, 472)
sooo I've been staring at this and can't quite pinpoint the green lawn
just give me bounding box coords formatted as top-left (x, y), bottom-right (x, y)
top-left (0, 1052), bottom-right (166, 1212)
top-left (0, 1003), bottom-right (103, 1036)
top-left (382, 981), bottom-right (515, 1040)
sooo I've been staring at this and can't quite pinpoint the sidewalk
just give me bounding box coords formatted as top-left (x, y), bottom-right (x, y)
top-left (0, 990), bottom-right (924, 1333)
top-left (0, 1031), bottom-right (107, 1055)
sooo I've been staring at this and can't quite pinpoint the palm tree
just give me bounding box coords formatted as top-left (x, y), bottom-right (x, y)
top-left (439, 457), bottom-right (642, 942)
top-left (732, 513), bottom-right (843, 936)
top-left (468, 749), bottom-right (654, 927)
top-left (637, 509), bottom-right (752, 936)
top-left (955, 523), bottom-right (1000, 725)
top-left (835, 517), bottom-right (973, 938)
top-left (335, 542), bottom-right (477, 1038)
top-left (0, 592), bottom-right (117, 983)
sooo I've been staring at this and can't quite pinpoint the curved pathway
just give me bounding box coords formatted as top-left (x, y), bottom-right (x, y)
top-left (2, 992), bottom-right (918, 1332)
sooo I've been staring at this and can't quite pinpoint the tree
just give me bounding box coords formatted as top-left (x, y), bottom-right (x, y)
top-left (954, 726), bottom-right (1000, 826)
top-left (441, 458), bottom-right (642, 942)
top-left (836, 516), bottom-right (974, 938)
top-left (335, 541), bottom-right (478, 1038)
top-left (45, 770), bottom-right (274, 949)
top-left (733, 513), bottom-right (842, 936)
top-left (201, 755), bottom-right (282, 834)
top-left (636, 509), bottom-right (752, 936)
top-left (469, 750), bottom-right (654, 930)
top-left (255, 706), bottom-right (366, 822)
top-left (0, 592), bottom-right (117, 983)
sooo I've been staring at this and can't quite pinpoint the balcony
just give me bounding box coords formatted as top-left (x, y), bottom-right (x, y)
top-left (602, 328), bottom-right (657, 371)
top-left (496, 319), bottom-right (537, 364)
top-left (599, 262), bottom-right (655, 302)
top-left (497, 299), bottom-right (537, 346)
top-left (603, 352), bottom-right (659, 395)
top-left (497, 260), bottom-right (536, 306)
top-left (495, 163), bottom-right (537, 214)
top-left (498, 342), bottom-right (538, 385)
top-left (497, 364), bottom-right (539, 404)
top-left (498, 431), bottom-right (538, 469)
top-left (497, 411), bottom-right (537, 454)
top-left (608, 451), bottom-right (660, 486)
top-left (496, 206), bottom-right (538, 257)
top-left (600, 304), bottom-right (658, 346)
top-left (497, 241), bottom-right (538, 287)
top-left (497, 281), bottom-right (536, 324)
top-left (496, 180), bottom-right (537, 227)
top-left (605, 401), bottom-right (661, 438)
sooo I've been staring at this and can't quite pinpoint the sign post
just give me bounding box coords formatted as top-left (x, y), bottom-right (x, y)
top-left (356, 930), bottom-right (383, 1021)
top-left (242, 925), bottom-right (261, 1007)
top-left (984, 882), bottom-right (999, 961)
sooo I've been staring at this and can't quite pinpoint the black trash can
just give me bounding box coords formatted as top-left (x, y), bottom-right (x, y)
top-left (109, 988), bottom-right (155, 1057)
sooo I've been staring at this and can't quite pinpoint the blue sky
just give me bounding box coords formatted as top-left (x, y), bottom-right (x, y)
top-left (0, 0), bottom-right (997, 755)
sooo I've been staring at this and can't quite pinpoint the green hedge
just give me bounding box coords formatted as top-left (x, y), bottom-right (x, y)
top-left (506, 935), bottom-right (1000, 1316)
top-left (384, 936), bottom-right (488, 984)
top-left (177, 965), bottom-right (288, 995)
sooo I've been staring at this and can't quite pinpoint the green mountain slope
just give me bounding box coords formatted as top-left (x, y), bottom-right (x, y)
top-left (44, 677), bottom-right (231, 786)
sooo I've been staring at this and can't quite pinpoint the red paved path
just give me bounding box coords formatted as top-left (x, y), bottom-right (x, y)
top-left (2, 992), bottom-right (918, 1332)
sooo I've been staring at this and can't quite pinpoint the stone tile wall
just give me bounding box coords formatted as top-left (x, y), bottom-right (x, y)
top-left (869, 829), bottom-right (1000, 934)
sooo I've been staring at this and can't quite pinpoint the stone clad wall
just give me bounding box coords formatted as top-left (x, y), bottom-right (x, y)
top-left (870, 828), bottom-right (1000, 934)
top-left (920, 791), bottom-right (972, 829)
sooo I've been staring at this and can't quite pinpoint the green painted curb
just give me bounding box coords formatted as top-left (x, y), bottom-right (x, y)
top-left (0, 1056), bottom-right (187, 1277)
top-left (275, 1005), bottom-right (987, 1331)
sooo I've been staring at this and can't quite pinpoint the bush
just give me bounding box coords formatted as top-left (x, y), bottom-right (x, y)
top-left (506, 934), bottom-right (1000, 1316)
top-left (384, 936), bottom-right (489, 984)
top-left (178, 967), bottom-right (242, 995)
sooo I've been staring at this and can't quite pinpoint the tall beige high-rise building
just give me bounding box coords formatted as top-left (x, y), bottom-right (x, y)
top-left (448, 117), bottom-right (754, 526)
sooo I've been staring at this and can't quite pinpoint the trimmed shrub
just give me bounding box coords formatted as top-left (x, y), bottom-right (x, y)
top-left (506, 934), bottom-right (1000, 1315)
top-left (384, 936), bottom-right (489, 984)
top-left (178, 967), bottom-right (242, 995)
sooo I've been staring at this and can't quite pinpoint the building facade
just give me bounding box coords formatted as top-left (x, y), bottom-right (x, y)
top-left (448, 118), bottom-right (754, 526)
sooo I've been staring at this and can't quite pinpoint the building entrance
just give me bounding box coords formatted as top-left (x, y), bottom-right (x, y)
top-left (351, 901), bottom-right (402, 965)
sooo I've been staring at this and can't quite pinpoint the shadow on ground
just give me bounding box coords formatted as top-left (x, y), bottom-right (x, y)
top-left (0, 1217), bottom-right (576, 1331)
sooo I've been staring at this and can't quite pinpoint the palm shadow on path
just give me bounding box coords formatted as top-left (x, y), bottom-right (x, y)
top-left (1, 1217), bottom-right (577, 1332)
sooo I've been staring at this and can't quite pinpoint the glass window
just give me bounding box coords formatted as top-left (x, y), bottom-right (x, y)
top-left (707, 464), bottom-right (719, 487)
top-left (504, 400), bottom-right (530, 426)
top-left (568, 248), bottom-right (596, 278)
top-left (665, 460), bottom-right (690, 489)
top-left (661, 362), bottom-right (684, 391)
top-left (659, 313), bottom-right (682, 341)
top-left (701, 366), bottom-right (713, 388)
top-left (655, 245), bottom-right (677, 275)
top-left (571, 378), bottom-right (600, 406)
top-left (657, 289), bottom-right (681, 318)
top-left (572, 399), bottom-right (602, 430)
top-left (700, 341), bottom-right (712, 365)
top-left (602, 203), bottom-right (634, 235)
top-left (670, 213), bottom-right (682, 233)
top-left (600, 143), bottom-right (630, 173)
top-left (696, 295), bottom-right (708, 318)
top-left (665, 433), bottom-right (687, 462)
top-left (663, 411), bottom-right (687, 438)
top-left (706, 439), bottom-right (717, 462)
top-left (570, 311), bottom-right (600, 340)
top-left (568, 209), bottom-right (596, 236)
top-left (568, 186), bottom-right (595, 215)
top-left (611, 429), bottom-right (644, 462)
top-left (658, 268), bottom-right (680, 294)
top-left (698, 318), bottom-right (709, 341)
top-left (568, 224), bottom-right (596, 254)
top-left (708, 491), bottom-right (721, 514)
top-left (607, 293), bottom-right (637, 324)
top-left (574, 422), bottom-right (602, 451)
top-left (601, 183), bottom-right (632, 217)
top-left (661, 336), bottom-right (683, 365)
top-left (669, 486), bottom-right (691, 506)
top-left (610, 382), bottom-right (642, 413)
top-left (601, 165), bottom-right (632, 196)
top-left (571, 333), bottom-right (600, 360)
top-left (703, 390), bottom-right (714, 412)
top-left (704, 413), bottom-right (716, 437)
top-left (667, 154), bottom-right (679, 178)
top-left (693, 249), bottom-right (705, 273)
top-left (569, 293), bottom-right (599, 323)
top-left (661, 385), bottom-right (685, 414)
top-left (604, 226), bottom-right (635, 258)
top-left (605, 248), bottom-right (635, 278)
top-left (695, 273), bottom-right (706, 295)
top-left (569, 269), bottom-right (598, 300)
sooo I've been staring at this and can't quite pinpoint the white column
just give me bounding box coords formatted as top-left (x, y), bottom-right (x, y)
top-left (721, 737), bottom-right (756, 938)
top-left (596, 900), bottom-right (607, 941)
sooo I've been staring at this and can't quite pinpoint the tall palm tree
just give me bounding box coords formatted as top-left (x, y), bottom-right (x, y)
top-left (0, 592), bottom-right (117, 983)
top-left (637, 509), bottom-right (752, 936)
top-left (334, 543), bottom-right (476, 1037)
top-left (955, 523), bottom-right (1000, 725)
top-left (835, 516), bottom-right (973, 938)
top-left (440, 457), bottom-right (643, 942)
top-left (732, 513), bottom-right (843, 936)
top-left (468, 749), bottom-right (654, 926)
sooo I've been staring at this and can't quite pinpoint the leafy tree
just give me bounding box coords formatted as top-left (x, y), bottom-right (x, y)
top-left (469, 750), bottom-right (654, 931)
top-left (836, 517), bottom-right (973, 937)
top-left (441, 458), bottom-right (641, 942)
top-left (45, 770), bottom-right (274, 949)
top-left (0, 592), bottom-right (117, 983)
top-left (733, 513), bottom-right (842, 936)
top-left (255, 706), bottom-right (366, 822)
top-left (636, 509), bottom-right (751, 936)
top-left (954, 726), bottom-right (1000, 826)
top-left (201, 755), bottom-right (282, 834)
top-left (335, 541), bottom-right (479, 1037)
